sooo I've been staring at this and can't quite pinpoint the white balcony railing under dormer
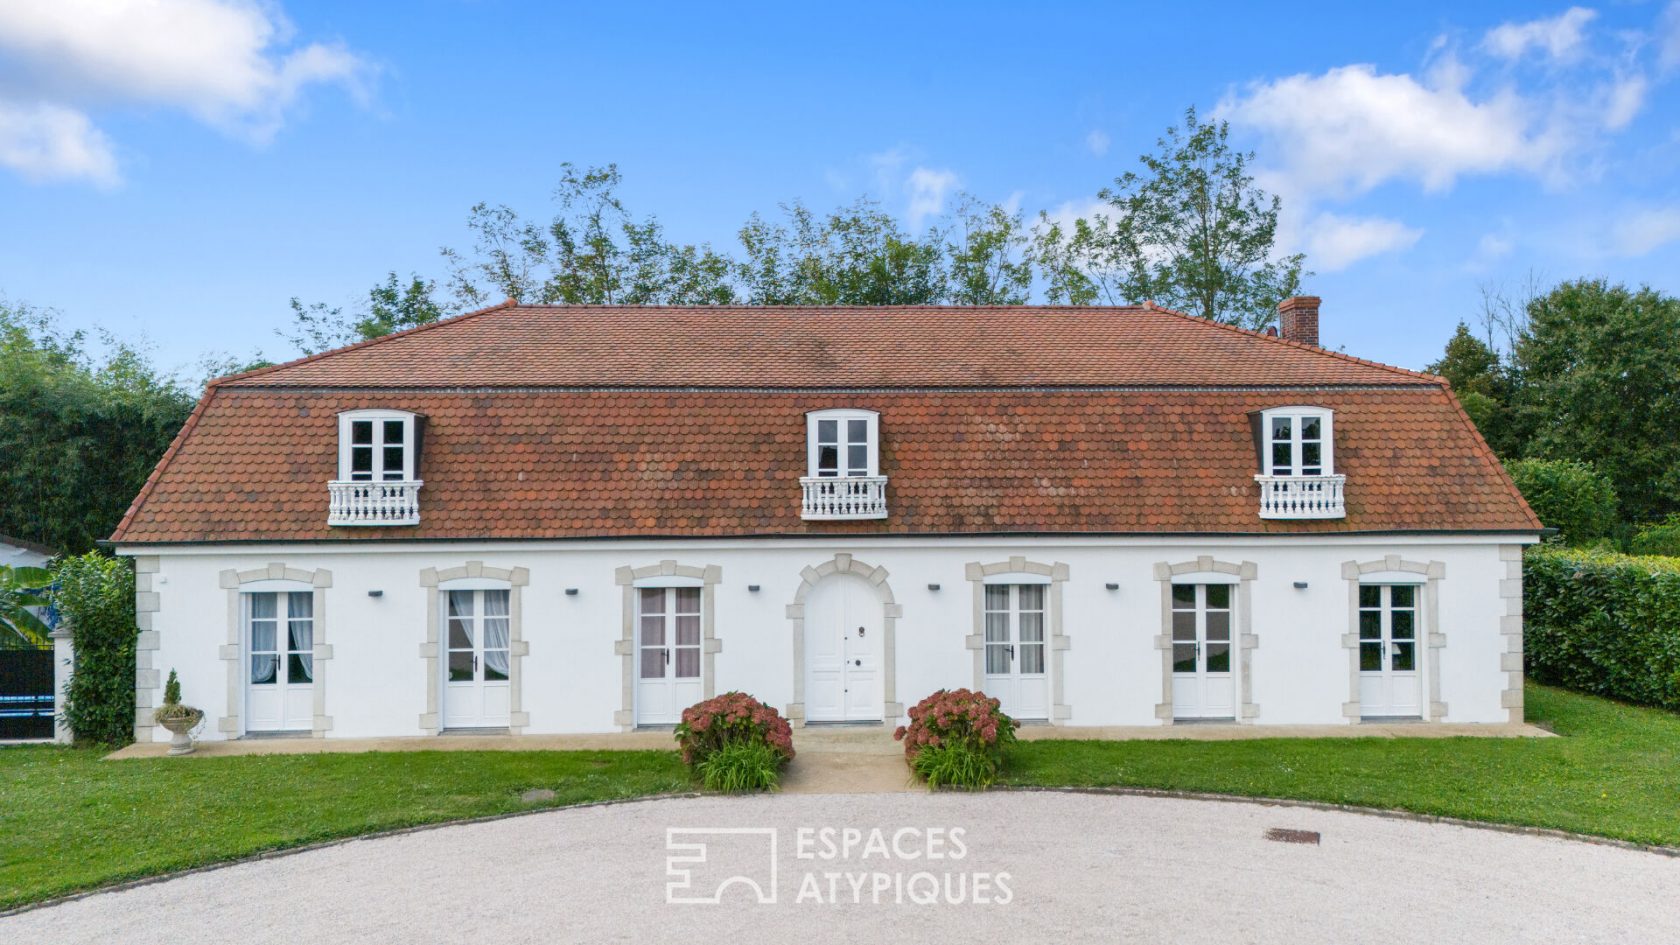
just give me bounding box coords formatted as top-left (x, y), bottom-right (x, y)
top-left (801, 475), bottom-right (888, 520)
top-left (328, 480), bottom-right (423, 526)
top-left (1255, 474), bottom-right (1346, 520)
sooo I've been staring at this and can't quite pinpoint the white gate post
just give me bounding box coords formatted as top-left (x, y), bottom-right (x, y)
top-left (50, 626), bottom-right (73, 744)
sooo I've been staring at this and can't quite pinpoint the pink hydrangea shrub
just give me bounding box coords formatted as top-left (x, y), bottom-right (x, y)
top-left (674, 691), bottom-right (795, 768)
top-left (893, 688), bottom-right (1017, 762)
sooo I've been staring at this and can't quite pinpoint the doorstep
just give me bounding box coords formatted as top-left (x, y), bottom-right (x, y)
top-left (104, 729), bottom-right (677, 760)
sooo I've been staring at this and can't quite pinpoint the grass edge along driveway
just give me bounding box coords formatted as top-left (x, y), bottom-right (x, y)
top-left (1001, 683), bottom-right (1680, 848)
top-left (4, 682), bottom-right (1677, 911)
top-left (0, 748), bottom-right (690, 911)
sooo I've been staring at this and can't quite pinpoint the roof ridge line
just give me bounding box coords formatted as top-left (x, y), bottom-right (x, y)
top-left (1139, 300), bottom-right (1446, 385)
top-left (218, 299), bottom-right (519, 386)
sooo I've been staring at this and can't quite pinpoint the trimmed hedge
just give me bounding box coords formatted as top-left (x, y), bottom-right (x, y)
top-left (55, 553), bottom-right (138, 746)
top-left (1524, 547), bottom-right (1680, 710)
top-left (1504, 458), bottom-right (1618, 546)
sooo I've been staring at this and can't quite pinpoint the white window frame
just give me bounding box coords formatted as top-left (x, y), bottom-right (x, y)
top-left (337, 409), bottom-right (418, 482)
top-left (805, 409), bottom-right (880, 478)
top-left (1260, 405), bottom-right (1334, 477)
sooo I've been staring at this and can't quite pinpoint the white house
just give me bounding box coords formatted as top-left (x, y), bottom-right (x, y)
top-left (110, 299), bottom-right (1541, 743)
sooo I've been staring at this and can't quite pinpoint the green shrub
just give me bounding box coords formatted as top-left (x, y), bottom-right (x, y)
top-left (696, 741), bottom-right (783, 793)
top-left (894, 688), bottom-right (1017, 788)
top-left (673, 692), bottom-right (793, 786)
top-left (54, 553), bottom-right (137, 746)
top-left (909, 742), bottom-right (1000, 790)
top-left (1524, 547), bottom-right (1680, 710)
top-left (1630, 516), bottom-right (1680, 557)
top-left (1504, 459), bottom-right (1619, 545)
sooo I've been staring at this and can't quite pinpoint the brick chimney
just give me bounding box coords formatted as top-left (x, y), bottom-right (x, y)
top-left (1277, 296), bottom-right (1321, 347)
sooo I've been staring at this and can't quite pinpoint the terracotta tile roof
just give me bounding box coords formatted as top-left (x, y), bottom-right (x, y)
top-left (216, 303), bottom-right (1436, 389)
top-left (110, 383), bottom-right (1540, 543)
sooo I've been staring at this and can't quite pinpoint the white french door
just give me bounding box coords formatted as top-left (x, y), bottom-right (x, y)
top-left (982, 584), bottom-right (1049, 721)
top-left (441, 589), bottom-right (511, 730)
top-left (1359, 584), bottom-right (1422, 718)
top-left (1170, 583), bottom-right (1236, 720)
top-left (636, 586), bottom-right (703, 725)
top-left (246, 591), bottom-right (314, 733)
top-left (804, 574), bottom-right (882, 722)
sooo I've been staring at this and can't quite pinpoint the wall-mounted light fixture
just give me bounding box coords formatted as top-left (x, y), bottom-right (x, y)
top-left (927, 583), bottom-right (940, 591)
top-left (1293, 581), bottom-right (1309, 589)
top-left (367, 590), bottom-right (384, 598)
top-left (1105, 583), bottom-right (1119, 591)
top-left (565, 588), bottom-right (579, 596)
top-left (748, 585), bottom-right (761, 593)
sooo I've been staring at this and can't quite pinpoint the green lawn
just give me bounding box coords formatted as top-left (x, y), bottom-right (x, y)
top-left (0, 748), bottom-right (688, 911)
top-left (1001, 683), bottom-right (1680, 847)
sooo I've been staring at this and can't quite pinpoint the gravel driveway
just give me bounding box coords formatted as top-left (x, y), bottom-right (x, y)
top-left (8, 792), bottom-right (1676, 944)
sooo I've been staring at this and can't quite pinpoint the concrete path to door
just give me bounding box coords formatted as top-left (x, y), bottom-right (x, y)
top-left (9, 792), bottom-right (1675, 944)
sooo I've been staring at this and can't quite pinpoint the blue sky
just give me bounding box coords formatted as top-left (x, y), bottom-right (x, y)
top-left (1, 1), bottom-right (1678, 374)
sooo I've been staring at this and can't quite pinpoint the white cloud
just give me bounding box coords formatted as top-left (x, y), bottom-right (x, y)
top-left (0, 101), bottom-right (118, 186)
top-left (1085, 130), bottom-right (1110, 156)
top-left (905, 166), bottom-right (959, 228)
top-left (1660, 1), bottom-right (1680, 71)
top-left (0, 0), bottom-right (369, 184)
top-left (1477, 232), bottom-right (1515, 260)
top-left (1601, 74), bottom-right (1648, 130)
top-left (1482, 7), bottom-right (1598, 62)
top-left (1613, 207), bottom-right (1680, 255)
top-left (1299, 212), bottom-right (1423, 271)
top-left (1218, 64), bottom-right (1557, 199)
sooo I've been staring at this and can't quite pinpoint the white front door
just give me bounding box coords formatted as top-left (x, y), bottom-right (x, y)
top-left (636, 586), bottom-right (703, 725)
top-left (441, 589), bottom-right (512, 730)
top-left (1170, 583), bottom-right (1237, 720)
top-left (245, 591), bottom-right (313, 733)
top-left (804, 574), bottom-right (882, 722)
top-left (982, 583), bottom-right (1049, 720)
top-left (1359, 584), bottom-right (1422, 718)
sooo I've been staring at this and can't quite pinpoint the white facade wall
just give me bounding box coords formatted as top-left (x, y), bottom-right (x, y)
top-left (122, 535), bottom-right (1529, 742)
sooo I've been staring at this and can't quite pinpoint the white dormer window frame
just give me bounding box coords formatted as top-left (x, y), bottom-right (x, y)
top-left (1260, 406), bottom-right (1334, 477)
top-left (805, 408), bottom-right (880, 478)
top-left (337, 409), bottom-right (419, 483)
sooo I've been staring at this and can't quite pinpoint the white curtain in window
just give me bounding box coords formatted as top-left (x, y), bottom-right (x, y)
top-left (482, 590), bottom-right (510, 678)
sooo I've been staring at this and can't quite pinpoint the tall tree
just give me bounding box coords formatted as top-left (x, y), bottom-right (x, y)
top-left (737, 199), bottom-right (946, 305)
top-left (1510, 279), bottom-right (1680, 524)
top-left (0, 300), bottom-right (195, 553)
top-left (1428, 322), bottom-right (1516, 456)
top-left (442, 163), bottom-right (737, 308)
top-left (945, 196), bottom-right (1033, 305)
top-left (1034, 107), bottom-right (1306, 328)
top-left (282, 272), bottom-right (446, 355)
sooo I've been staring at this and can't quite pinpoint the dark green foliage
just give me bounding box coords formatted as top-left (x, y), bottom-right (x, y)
top-left (0, 302), bottom-right (195, 554)
top-left (737, 199), bottom-right (947, 305)
top-left (1524, 548), bottom-right (1680, 710)
top-left (283, 271), bottom-right (447, 355)
top-left (1510, 280), bottom-right (1680, 524)
top-left (54, 552), bottom-right (138, 746)
top-left (1630, 516), bottom-right (1680, 557)
top-left (695, 741), bottom-right (782, 793)
top-left (1428, 322), bottom-right (1516, 455)
top-left (1031, 107), bottom-right (1306, 328)
top-left (1504, 458), bottom-right (1618, 545)
top-left (162, 668), bottom-right (181, 706)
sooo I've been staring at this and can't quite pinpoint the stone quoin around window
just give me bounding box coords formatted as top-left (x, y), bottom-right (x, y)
top-left (330, 409), bottom-right (424, 526)
top-left (800, 408), bottom-right (887, 520)
top-left (1253, 405), bottom-right (1345, 519)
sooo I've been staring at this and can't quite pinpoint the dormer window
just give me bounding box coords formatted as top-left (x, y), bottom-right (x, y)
top-left (807, 409), bottom-right (879, 478)
top-left (1254, 406), bottom-right (1344, 520)
top-left (338, 410), bottom-right (418, 482)
top-left (1261, 406), bottom-right (1334, 476)
top-left (801, 409), bottom-right (886, 520)
top-left (329, 410), bottom-right (423, 526)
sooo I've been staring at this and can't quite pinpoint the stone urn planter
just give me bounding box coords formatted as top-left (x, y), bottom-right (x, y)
top-left (153, 668), bottom-right (203, 756)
